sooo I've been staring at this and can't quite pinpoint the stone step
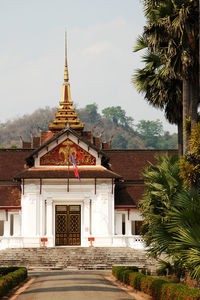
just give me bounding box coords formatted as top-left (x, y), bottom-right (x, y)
top-left (0, 247), bottom-right (157, 271)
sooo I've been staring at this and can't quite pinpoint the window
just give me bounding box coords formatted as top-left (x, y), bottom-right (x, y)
top-left (131, 221), bottom-right (143, 235)
top-left (131, 220), bottom-right (135, 235)
top-left (0, 221), bottom-right (4, 236)
top-left (10, 214), bottom-right (14, 236)
top-left (122, 214), bottom-right (125, 235)
top-left (135, 221), bottom-right (143, 235)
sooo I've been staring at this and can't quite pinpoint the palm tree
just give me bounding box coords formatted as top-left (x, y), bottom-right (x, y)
top-left (167, 188), bottom-right (200, 279)
top-left (139, 154), bottom-right (184, 256)
top-left (133, 37), bottom-right (183, 154)
top-left (135, 0), bottom-right (199, 154)
top-left (140, 154), bottom-right (200, 279)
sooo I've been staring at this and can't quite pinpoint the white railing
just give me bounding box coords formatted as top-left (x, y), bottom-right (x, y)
top-left (113, 235), bottom-right (145, 249)
top-left (0, 237), bottom-right (24, 250)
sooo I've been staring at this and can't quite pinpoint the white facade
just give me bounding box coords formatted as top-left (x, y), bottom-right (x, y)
top-left (0, 130), bottom-right (144, 250)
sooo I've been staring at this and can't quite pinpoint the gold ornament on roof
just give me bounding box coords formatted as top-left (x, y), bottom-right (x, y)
top-left (49, 32), bottom-right (84, 133)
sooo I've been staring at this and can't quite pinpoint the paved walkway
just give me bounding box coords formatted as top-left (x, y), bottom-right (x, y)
top-left (14, 270), bottom-right (135, 300)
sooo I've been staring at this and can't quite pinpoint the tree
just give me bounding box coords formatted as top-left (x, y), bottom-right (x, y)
top-left (85, 103), bottom-right (98, 120)
top-left (139, 154), bottom-right (184, 256)
top-left (135, 0), bottom-right (199, 155)
top-left (140, 154), bottom-right (200, 279)
top-left (111, 133), bottom-right (128, 149)
top-left (136, 119), bottom-right (163, 148)
top-left (102, 106), bottom-right (133, 127)
top-left (133, 38), bottom-right (183, 154)
top-left (180, 123), bottom-right (200, 187)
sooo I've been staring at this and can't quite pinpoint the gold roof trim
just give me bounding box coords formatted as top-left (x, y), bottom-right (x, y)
top-left (49, 34), bottom-right (85, 134)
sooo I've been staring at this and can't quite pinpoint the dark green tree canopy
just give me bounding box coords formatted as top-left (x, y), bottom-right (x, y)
top-left (102, 106), bottom-right (133, 127)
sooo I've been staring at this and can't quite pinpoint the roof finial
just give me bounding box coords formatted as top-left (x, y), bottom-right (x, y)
top-left (64, 31), bottom-right (69, 82)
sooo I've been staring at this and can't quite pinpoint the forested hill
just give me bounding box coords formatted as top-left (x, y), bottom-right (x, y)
top-left (0, 104), bottom-right (177, 149)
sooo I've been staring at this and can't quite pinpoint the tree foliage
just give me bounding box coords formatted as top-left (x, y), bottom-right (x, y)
top-left (140, 154), bottom-right (184, 255)
top-left (140, 154), bottom-right (200, 279)
top-left (180, 123), bottom-right (200, 186)
top-left (136, 119), bottom-right (163, 148)
top-left (0, 105), bottom-right (177, 149)
top-left (102, 106), bottom-right (133, 127)
top-left (134, 0), bottom-right (199, 155)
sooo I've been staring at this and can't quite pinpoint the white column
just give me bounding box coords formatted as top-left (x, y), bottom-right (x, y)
top-left (84, 198), bottom-right (90, 237)
top-left (111, 193), bottom-right (115, 236)
top-left (36, 196), bottom-right (40, 236)
top-left (4, 212), bottom-right (10, 237)
top-left (126, 212), bottom-right (132, 235)
top-left (41, 198), bottom-right (46, 236)
top-left (13, 214), bottom-right (21, 236)
top-left (46, 198), bottom-right (53, 237)
top-left (115, 214), bottom-right (122, 235)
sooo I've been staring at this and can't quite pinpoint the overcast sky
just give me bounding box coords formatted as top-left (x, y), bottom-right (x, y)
top-left (0, 0), bottom-right (176, 133)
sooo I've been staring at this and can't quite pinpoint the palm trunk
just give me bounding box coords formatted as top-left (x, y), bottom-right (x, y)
top-left (182, 79), bottom-right (190, 155)
top-left (190, 79), bottom-right (198, 132)
top-left (178, 121), bottom-right (183, 156)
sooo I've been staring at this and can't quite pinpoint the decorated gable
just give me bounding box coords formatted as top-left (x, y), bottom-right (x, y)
top-left (40, 138), bottom-right (96, 166)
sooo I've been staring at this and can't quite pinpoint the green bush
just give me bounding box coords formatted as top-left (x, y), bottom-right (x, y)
top-left (125, 266), bottom-right (139, 272)
top-left (161, 282), bottom-right (200, 300)
top-left (140, 275), bottom-right (155, 295)
top-left (118, 267), bottom-right (127, 282)
top-left (129, 272), bottom-right (144, 290)
top-left (112, 266), bottom-right (126, 281)
top-left (122, 270), bottom-right (133, 284)
top-left (151, 279), bottom-right (167, 300)
top-left (112, 266), bottom-right (138, 282)
top-left (0, 267), bottom-right (27, 297)
top-left (0, 267), bottom-right (19, 276)
top-left (112, 266), bottom-right (200, 299)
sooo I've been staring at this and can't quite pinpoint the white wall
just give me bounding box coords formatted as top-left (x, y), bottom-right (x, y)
top-left (20, 178), bottom-right (114, 247)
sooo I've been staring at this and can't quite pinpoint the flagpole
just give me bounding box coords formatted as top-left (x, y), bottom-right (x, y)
top-left (67, 148), bottom-right (70, 192)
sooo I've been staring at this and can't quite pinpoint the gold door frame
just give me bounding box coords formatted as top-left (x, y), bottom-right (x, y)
top-left (55, 205), bottom-right (81, 246)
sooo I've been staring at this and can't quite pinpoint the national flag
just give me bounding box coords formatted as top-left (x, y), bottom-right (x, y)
top-left (71, 153), bottom-right (80, 180)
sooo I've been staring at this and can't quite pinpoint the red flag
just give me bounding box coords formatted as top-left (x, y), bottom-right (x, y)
top-left (71, 153), bottom-right (80, 180)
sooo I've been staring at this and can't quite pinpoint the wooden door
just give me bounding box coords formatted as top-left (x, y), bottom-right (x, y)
top-left (55, 205), bottom-right (81, 246)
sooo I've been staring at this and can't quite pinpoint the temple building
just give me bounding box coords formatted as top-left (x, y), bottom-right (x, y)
top-left (0, 37), bottom-right (176, 250)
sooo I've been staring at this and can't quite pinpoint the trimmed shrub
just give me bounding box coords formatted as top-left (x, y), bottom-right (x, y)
top-left (161, 282), bottom-right (200, 300)
top-left (112, 266), bottom-right (127, 281)
top-left (112, 266), bottom-right (200, 299)
top-left (126, 266), bottom-right (139, 272)
top-left (0, 267), bottom-right (19, 276)
top-left (140, 275), bottom-right (155, 295)
top-left (122, 270), bottom-right (133, 284)
top-left (151, 279), bottom-right (167, 300)
top-left (0, 267), bottom-right (27, 297)
top-left (129, 272), bottom-right (145, 290)
top-left (112, 266), bottom-right (138, 282)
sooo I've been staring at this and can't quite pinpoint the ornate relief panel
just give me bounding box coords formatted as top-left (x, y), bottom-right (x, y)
top-left (40, 138), bottom-right (96, 166)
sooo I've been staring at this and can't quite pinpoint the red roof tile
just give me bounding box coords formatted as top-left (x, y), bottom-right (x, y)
top-left (115, 184), bottom-right (145, 207)
top-left (0, 149), bottom-right (32, 181)
top-left (14, 166), bottom-right (122, 179)
top-left (0, 186), bottom-right (21, 206)
top-left (104, 149), bottom-right (177, 181)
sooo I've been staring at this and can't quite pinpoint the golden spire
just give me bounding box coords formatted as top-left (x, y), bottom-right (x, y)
top-left (48, 33), bottom-right (85, 134)
top-left (64, 31), bottom-right (69, 82)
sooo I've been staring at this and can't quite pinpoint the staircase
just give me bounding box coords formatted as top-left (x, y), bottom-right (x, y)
top-left (0, 247), bottom-right (157, 271)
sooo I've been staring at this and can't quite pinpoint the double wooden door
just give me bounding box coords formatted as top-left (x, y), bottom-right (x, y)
top-left (55, 205), bottom-right (81, 246)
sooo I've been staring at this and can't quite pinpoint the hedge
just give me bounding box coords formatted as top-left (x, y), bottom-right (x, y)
top-left (129, 272), bottom-right (144, 290)
top-left (0, 267), bottom-right (20, 276)
top-left (112, 266), bottom-right (200, 300)
top-left (112, 266), bottom-right (138, 281)
top-left (0, 267), bottom-right (27, 297)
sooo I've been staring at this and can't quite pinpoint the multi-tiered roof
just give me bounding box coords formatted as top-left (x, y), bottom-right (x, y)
top-left (49, 34), bottom-right (84, 134)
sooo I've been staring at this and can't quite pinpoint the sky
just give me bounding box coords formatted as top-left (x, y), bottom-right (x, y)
top-left (0, 0), bottom-right (176, 133)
